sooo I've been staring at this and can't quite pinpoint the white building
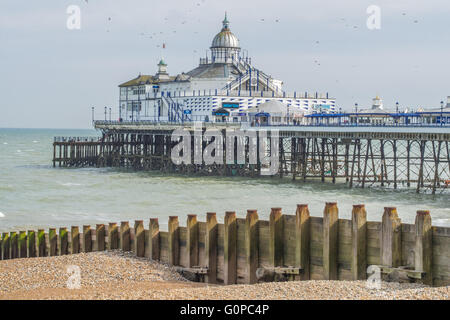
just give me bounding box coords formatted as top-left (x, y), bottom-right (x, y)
top-left (118, 14), bottom-right (337, 123)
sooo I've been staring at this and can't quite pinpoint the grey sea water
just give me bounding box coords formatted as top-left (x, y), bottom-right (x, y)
top-left (0, 128), bottom-right (449, 232)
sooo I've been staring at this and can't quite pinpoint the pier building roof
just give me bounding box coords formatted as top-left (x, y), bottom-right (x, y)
top-left (211, 13), bottom-right (240, 49)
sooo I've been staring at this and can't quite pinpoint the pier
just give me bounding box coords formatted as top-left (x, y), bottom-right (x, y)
top-left (1, 203), bottom-right (450, 287)
top-left (53, 121), bottom-right (450, 193)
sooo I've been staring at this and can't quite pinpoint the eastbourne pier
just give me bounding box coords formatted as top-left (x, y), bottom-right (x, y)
top-left (52, 14), bottom-right (450, 194)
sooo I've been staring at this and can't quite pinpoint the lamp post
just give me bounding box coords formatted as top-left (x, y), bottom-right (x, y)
top-left (396, 102), bottom-right (399, 126)
top-left (91, 107), bottom-right (95, 124)
top-left (104, 107), bottom-right (107, 121)
top-left (109, 107), bottom-right (112, 122)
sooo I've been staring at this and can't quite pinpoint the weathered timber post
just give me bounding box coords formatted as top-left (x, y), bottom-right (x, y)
top-left (108, 223), bottom-right (119, 250)
top-left (82, 225), bottom-right (92, 253)
top-left (415, 210), bottom-right (433, 285)
top-left (27, 230), bottom-right (36, 258)
top-left (71, 226), bottom-right (80, 254)
top-left (351, 204), bottom-right (367, 280)
top-left (187, 215), bottom-right (199, 267)
top-left (205, 212), bottom-right (218, 284)
top-left (148, 218), bottom-right (160, 260)
top-left (224, 211), bottom-right (237, 285)
top-left (134, 220), bottom-right (145, 257)
top-left (2, 233), bottom-right (10, 259)
top-left (0, 235), bottom-right (2, 260)
top-left (59, 227), bottom-right (69, 255)
top-left (245, 209), bottom-right (259, 284)
top-left (120, 222), bottom-right (131, 252)
top-left (269, 208), bottom-right (283, 267)
top-left (323, 202), bottom-right (339, 280)
top-left (96, 224), bottom-right (106, 252)
top-left (381, 207), bottom-right (402, 267)
top-left (10, 232), bottom-right (18, 259)
top-left (49, 228), bottom-right (58, 256)
top-left (37, 230), bottom-right (46, 257)
top-left (295, 204), bottom-right (310, 280)
top-left (168, 216), bottom-right (179, 266)
top-left (18, 231), bottom-right (27, 258)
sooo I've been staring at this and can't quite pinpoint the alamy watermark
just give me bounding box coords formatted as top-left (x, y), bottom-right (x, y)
top-left (66, 265), bottom-right (81, 289)
top-left (366, 5), bottom-right (381, 30)
top-left (171, 124), bottom-right (280, 176)
top-left (66, 5), bottom-right (81, 30)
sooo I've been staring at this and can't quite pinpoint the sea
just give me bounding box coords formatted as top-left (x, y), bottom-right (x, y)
top-left (0, 128), bottom-right (449, 232)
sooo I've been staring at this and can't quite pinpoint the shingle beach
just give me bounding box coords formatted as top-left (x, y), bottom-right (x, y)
top-left (0, 251), bottom-right (448, 300)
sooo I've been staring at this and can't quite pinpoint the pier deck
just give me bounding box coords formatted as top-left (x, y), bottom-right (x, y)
top-left (53, 122), bottom-right (450, 193)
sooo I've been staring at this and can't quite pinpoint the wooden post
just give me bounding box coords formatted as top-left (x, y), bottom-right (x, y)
top-left (120, 221), bottom-right (130, 252)
top-left (134, 220), bottom-right (145, 257)
top-left (295, 204), bottom-right (310, 280)
top-left (269, 208), bottom-right (283, 267)
top-left (10, 232), bottom-right (18, 259)
top-left (37, 229), bottom-right (46, 257)
top-left (224, 211), bottom-right (237, 285)
top-left (381, 207), bottom-right (402, 267)
top-left (71, 226), bottom-right (80, 254)
top-left (351, 204), bottom-right (367, 280)
top-left (323, 202), bottom-right (339, 280)
top-left (27, 230), bottom-right (36, 258)
top-left (205, 212), bottom-right (218, 284)
top-left (168, 216), bottom-right (179, 266)
top-left (48, 228), bottom-right (57, 256)
top-left (2, 233), bottom-right (10, 259)
top-left (415, 210), bottom-right (433, 285)
top-left (187, 214), bottom-right (199, 267)
top-left (83, 225), bottom-right (92, 253)
top-left (2, 233), bottom-right (10, 260)
top-left (245, 209), bottom-right (259, 284)
top-left (93, 224), bottom-right (104, 251)
top-left (59, 228), bottom-right (68, 255)
top-left (148, 218), bottom-right (160, 260)
top-left (18, 231), bottom-right (27, 258)
top-left (108, 223), bottom-right (119, 250)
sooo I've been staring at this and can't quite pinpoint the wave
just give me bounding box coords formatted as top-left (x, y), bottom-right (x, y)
top-left (58, 182), bottom-right (83, 187)
top-left (0, 212), bottom-right (5, 218)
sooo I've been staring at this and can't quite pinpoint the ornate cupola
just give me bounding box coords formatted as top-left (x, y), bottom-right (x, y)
top-left (210, 13), bottom-right (241, 63)
top-left (155, 58), bottom-right (170, 80)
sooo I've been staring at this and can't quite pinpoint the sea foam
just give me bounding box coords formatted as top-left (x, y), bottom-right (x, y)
top-left (0, 212), bottom-right (5, 218)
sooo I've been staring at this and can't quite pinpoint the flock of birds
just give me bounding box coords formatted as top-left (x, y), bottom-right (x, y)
top-left (80, 0), bottom-right (422, 71)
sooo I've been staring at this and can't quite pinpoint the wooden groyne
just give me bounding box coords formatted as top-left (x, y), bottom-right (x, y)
top-left (1, 204), bottom-right (449, 287)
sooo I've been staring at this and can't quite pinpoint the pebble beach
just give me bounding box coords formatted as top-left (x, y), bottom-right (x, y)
top-left (0, 251), bottom-right (448, 300)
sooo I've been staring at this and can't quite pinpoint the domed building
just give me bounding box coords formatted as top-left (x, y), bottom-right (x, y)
top-left (118, 13), bottom-right (336, 122)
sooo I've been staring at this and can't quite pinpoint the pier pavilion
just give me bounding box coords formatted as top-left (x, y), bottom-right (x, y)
top-left (117, 13), bottom-right (337, 123)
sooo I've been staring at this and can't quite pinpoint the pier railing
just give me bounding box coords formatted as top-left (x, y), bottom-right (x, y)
top-left (1, 203), bottom-right (449, 286)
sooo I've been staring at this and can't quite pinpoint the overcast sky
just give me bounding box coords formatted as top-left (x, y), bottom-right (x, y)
top-left (1, 0), bottom-right (450, 128)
